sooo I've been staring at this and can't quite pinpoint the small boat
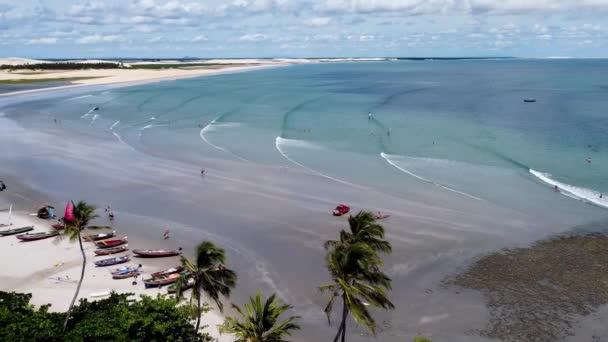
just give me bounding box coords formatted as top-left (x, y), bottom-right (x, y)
top-left (83, 231), bottom-right (116, 241)
top-left (93, 107), bottom-right (100, 111)
top-left (332, 204), bottom-right (350, 216)
top-left (143, 273), bottom-right (182, 288)
top-left (374, 212), bottom-right (391, 220)
top-left (150, 266), bottom-right (185, 278)
top-left (167, 277), bottom-right (195, 294)
top-left (90, 291), bottom-right (111, 298)
top-left (523, 98), bottom-right (536, 103)
top-left (16, 230), bottom-right (59, 241)
top-left (94, 245), bottom-right (129, 256)
top-left (111, 266), bottom-right (140, 279)
top-left (0, 226), bottom-right (34, 237)
top-left (94, 255), bottom-right (130, 267)
top-left (133, 249), bottom-right (182, 258)
top-left (95, 237), bottom-right (128, 249)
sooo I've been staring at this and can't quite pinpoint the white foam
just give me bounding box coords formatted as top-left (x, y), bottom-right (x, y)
top-left (80, 108), bottom-right (95, 118)
top-left (276, 136), bottom-right (362, 188)
top-left (381, 152), bottom-right (483, 201)
top-left (109, 120), bottom-right (120, 130)
top-left (199, 118), bottom-right (249, 162)
top-left (275, 137), bottom-right (323, 150)
top-left (89, 114), bottom-right (99, 126)
top-left (530, 169), bottom-right (608, 209)
top-left (65, 94), bottom-right (93, 101)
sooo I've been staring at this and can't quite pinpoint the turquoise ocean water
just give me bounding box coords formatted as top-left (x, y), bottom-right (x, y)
top-left (12, 60), bottom-right (608, 211)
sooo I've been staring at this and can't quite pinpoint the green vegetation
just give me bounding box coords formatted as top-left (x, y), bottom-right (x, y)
top-left (219, 291), bottom-right (301, 342)
top-left (0, 291), bottom-right (211, 341)
top-left (0, 63), bottom-right (120, 70)
top-left (0, 77), bottom-right (102, 84)
top-left (320, 210), bottom-right (394, 342)
top-left (178, 241), bottom-right (237, 333)
top-left (57, 201), bottom-right (98, 333)
top-left (414, 337), bottom-right (433, 342)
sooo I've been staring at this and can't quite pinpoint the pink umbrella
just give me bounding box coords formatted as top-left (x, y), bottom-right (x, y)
top-left (64, 201), bottom-right (76, 222)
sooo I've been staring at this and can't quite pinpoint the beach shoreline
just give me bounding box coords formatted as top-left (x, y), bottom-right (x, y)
top-left (0, 62), bottom-right (289, 98)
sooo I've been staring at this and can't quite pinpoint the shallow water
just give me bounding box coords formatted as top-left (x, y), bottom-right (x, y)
top-left (1, 60), bottom-right (608, 341)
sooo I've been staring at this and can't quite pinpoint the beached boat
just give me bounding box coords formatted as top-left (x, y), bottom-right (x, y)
top-left (94, 255), bottom-right (130, 267)
top-left (143, 273), bottom-right (182, 288)
top-left (133, 249), bottom-right (182, 258)
top-left (16, 230), bottom-right (59, 241)
top-left (94, 245), bottom-right (129, 256)
top-left (52, 223), bottom-right (65, 230)
top-left (83, 231), bottom-right (116, 241)
top-left (332, 204), bottom-right (350, 216)
top-left (167, 277), bottom-right (194, 294)
top-left (0, 225), bottom-right (34, 236)
top-left (150, 266), bottom-right (185, 278)
top-left (95, 237), bottom-right (128, 249)
top-left (111, 266), bottom-right (140, 279)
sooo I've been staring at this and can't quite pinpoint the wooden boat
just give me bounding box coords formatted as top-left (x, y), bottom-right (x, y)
top-left (52, 223), bottom-right (65, 230)
top-left (150, 266), bottom-right (185, 278)
top-left (133, 249), bottom-right (182, 258)
top-left (0, 226), bottom-right (34, 236)
top-left (167, 277), bottom-right (194, 294)
top-left (16, 230), bottom-right (59, 241)
top-left (94, 245), bottom-right (129, 256)
top-left (332, 204), bottom-right (350, 216)
top-left (95, 237), bottom-right (128, 249)
top-left (143, 273), bottom-right (182, 288)
top-left (83, 231), bottom-right (116, 242)
top-left (94, 255), bottom-right (130, 267)
top-left (111, 266), bottom-right (140, 279)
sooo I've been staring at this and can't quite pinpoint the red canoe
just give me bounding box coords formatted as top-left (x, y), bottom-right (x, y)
top-left (133, 249), bottom-right (182, 258)
top-left (151, 266), bottom-right (185, 278)
top-left (95, 238), bottom-right (128, 249)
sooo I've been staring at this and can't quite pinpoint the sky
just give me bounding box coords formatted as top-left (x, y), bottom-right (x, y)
top-left (1, 0), bottom-right (608, 58)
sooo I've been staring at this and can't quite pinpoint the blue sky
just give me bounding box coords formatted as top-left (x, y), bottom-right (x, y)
top-left (1, 0), bottom-right (607, 58)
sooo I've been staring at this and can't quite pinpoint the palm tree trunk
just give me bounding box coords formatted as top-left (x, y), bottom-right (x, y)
top-left (195, 292), bottom-right (202, 333)
top-left (340, 297), bottom-right (348, 342)
top-left (333, 297), bottom-right (348, 342)
top-left (62, 232), bottom-right (86, 333)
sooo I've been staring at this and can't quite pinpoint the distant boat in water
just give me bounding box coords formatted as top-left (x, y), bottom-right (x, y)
top-left (523, 98), bottom-right (536, 103)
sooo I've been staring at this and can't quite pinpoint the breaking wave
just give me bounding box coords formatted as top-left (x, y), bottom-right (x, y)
top-left (530, 169), bottom-right (608, 209)
top-left (275, 136), bottom-right (362, 188)
top-left (380, 152), bottom-right (483, 201)
top-left (65, 94), bottom-right (92, 101)
top-left (199, 119), bottom-right (248, 162)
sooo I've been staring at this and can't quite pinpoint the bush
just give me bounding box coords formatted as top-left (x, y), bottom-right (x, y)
top-left (0, 291), bottom-right (210, 342)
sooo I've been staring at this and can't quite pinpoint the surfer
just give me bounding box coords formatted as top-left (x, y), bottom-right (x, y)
top-left (368, 112), bottom-right (373, 120)
top-left (0, 180), bottom-right (5, 191)
top-left (387, 128), bottom-right (391, 137)
top-left (586, 157), bottom-right (592, 164)
top-left (201, 168), bottom-right (205, 175)
top-left (554, 185), bottom-right (559, 192)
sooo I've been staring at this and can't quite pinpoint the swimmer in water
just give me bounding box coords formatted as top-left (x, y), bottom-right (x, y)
top-left (368, 112), bottom-right (373, 120)
top-left (554, 185), bottom-right (559, 192)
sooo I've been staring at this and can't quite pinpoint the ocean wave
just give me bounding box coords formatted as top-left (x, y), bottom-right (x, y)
top-left (65, 94), bottom-right (93, 101)
top-left (109, 120), bottom-right (120, 130)
top-left (89, 114), bottom-right (99, 126)
top-left (380, 152), bottom-right (483, 201)
top-left (276, 136), bottom-right (362, 188)
top-left (80, 108), bottom-right (96, 118)
top-left (199, 119), bottom-right (248, 162)
top-left (529, 169), bottom-right (608, 209)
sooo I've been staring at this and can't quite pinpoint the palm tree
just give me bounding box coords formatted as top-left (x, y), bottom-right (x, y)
top-left (179, 241), bottom-right (237, 333)
top-left (219, 291), bottom-right (300, 342)
top-left (60, 201), bottom-right (98, 333)
top-left (324, 210), bottom-right (391, 254)
top-left (321, 242), bottom-right (394, 342)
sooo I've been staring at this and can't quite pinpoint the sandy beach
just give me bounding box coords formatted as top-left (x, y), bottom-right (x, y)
top-left (0, 209), bottom-right (229, 341)
top-left (0, 61), bottom-right (288, 98)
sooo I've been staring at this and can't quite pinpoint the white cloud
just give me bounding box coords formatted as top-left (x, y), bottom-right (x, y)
top-left (27, 37), bottom-right (58, 45)
top-left (304, 17), bottom-right (332, 27)
top-left (191, 34), bottom-right (208, 42)
top-left (239, 33), bottom-right (268, 41)
top-left (77, 34), bottom-right (125, 44)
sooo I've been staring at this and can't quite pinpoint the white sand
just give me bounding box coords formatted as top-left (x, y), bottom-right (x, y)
top-left (0, 210), bottom-right (231, 341)
top-left (0, 63), bottom-right (285, 98)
